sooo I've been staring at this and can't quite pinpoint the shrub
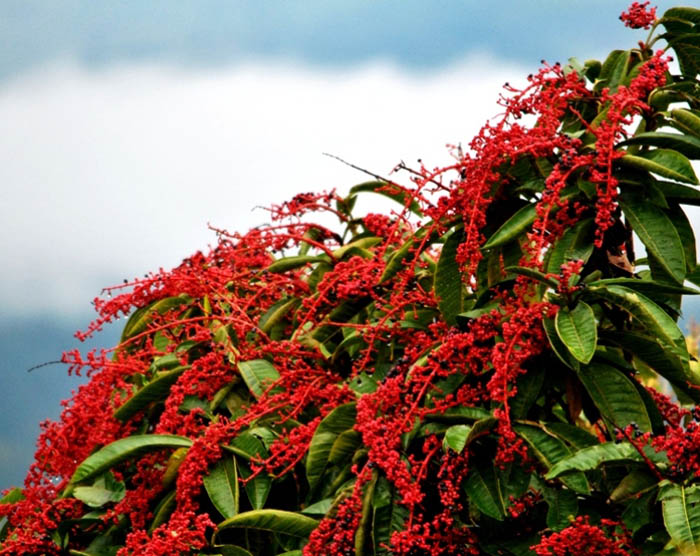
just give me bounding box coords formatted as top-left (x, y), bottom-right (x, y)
top-left (2, 3), bottom-right (700, 555)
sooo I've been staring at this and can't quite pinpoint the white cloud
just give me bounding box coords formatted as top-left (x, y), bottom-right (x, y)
top-left (0, 56), bottom-right (524, 316)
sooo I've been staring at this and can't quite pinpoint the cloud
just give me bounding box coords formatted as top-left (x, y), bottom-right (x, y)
top-left (0, 56), bottom-right (525, 316)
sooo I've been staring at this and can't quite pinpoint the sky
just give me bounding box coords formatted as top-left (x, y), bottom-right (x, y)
top-left (0, 0), bottom-right (688, 489)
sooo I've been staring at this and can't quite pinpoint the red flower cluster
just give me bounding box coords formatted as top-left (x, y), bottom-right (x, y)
top-left (533, 517), bottom-right (637, 555)
top-left (620, 1), bottom-right (657, 29)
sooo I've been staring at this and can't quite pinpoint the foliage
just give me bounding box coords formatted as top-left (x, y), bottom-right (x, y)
top-left (2, 3), bottom-right (700, 555)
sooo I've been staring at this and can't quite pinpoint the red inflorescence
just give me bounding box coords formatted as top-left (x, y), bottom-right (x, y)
top-left (620, 1), bottom-right (657, 29)
top-left (532, 516), bottom-right (637, 555)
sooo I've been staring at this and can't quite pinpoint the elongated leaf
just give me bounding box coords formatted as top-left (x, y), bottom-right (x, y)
top-left (238, 360), bottom-right (280, 399)
top-left (543, 316), bottom-right (580, 371)
top-left (598, 49), bottom-right (630, 91)
top-left (373, 477), bottom-right (409, 556)
top-left (216, 546), bottom-right (254, 556)
top-left (306, 403), bottom-right (357, 491)
top-left (121, 295), bottom-right (191, 342)
top-left (72, 473), bottom-right (126, 508)
top-left (586, 284), bottom-right (686, 352)
top-left (544, 487), bottom-right (578, 531)
top-left (619, 195), bottom-right (686, 283)
top-left (217, 510), bottom-right (319, 537)
top-left (621, 132), bottom-right (700, 159)
top-left (435, 228), bottom-right (465, 325)
top-left (610, 470), bottom-right (657, 503)
top-left (546, 442), bottom-right (641, 479)
top-left (510, 367), bottom-right (545, 420)
top-left (662, 484), bottom-right (700, 555)
top-left (621, 149), bottom-right (699, 185)
top-left (602, 330), bottom-right (700, 403)
top-left (589, 278), bottom-right (699, 296)
top-left (149, 490), bottom-right (176, 533)
top-left (443, 424), bottom-right (471, 453)
top-left (482, 203), bottom-right (535, 250)
top-left (266, 255), bottom-right (326, 274)
top-left (515, 425), bottom-right (589, 494)
top-left (672, 109), bottom-right (700, 139)
top-left (578, 363), bottom-right (652, 433)
top-left (328, 430), bottom-right (361, 465)
top-left (332, 236), bottom-right (382, 260)
top-left (505, 266), bottom-right (558, 288)
top-left (259, 298), bottom-right (300, 334)
top-left (114, 366), bottom-right (189, 422)
top-left (464, 463), bottom-right (505, 520)
top-left (203, 456), bottom-right (239, 519)
top-left (546, 219), bottom-right (593, 274)
top-left (555, 302), bottom-right (597, 364)
top-left (0, 488), bottom-right (23, 504)
top-left (663, 7), bottom-right (700, 25)
top-left (301, 498), bottom-right (333, 515)
top-left (70, 435), bottom-right (193, 484)
top-left (347, 180), bottom-right (423, 216)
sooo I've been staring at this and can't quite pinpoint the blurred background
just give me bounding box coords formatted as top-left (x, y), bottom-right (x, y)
top-left (0, 0), bottom-right (689, 489)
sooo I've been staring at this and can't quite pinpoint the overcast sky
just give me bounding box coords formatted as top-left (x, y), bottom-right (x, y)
top-left (0, 1), bottom-right (687, 488)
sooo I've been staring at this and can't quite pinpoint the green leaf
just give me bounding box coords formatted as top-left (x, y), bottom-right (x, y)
top-left (505, 266), bottom-right (559, 289)
top-left (597, 49), bottom-right (630, 91)
top-left (0, 488), bottom-right (23, 504)
top-left (372, 477), bottom-right (408, 556)
top-left (602, 330), bottom-right (700, 403)
top-left (619, 195), bottom-right (686, 283)
top-left (464, 462), bottom-right (505, 520)
top-left (482, 203), bottom-right (535, 250)
top-left (443, 424), bottom-right (471, 453)
top-left (332, 237), bottom-right (382, 260)
top-left (301, 498), bottom-right (333, 515)
top-left (328, 430), bottom-right (361, 465)
top-left (555, 302), bottom-right (597, 364)
top-left (149, 490), bottom-right (176, 534)
top-left (515, 425), bottom-right (589, 494)
top-left (578, 363), bottom-right (652, 433)
top-left (203, 456), bottom-right (239, 519)
top-left (121, 295), bottom-right (191, 342)
top-left (663, 7), bottom-right (700, 25)
top-left (347, 180), bottom-right (423, 216)
top-left (546, 219), bottom-right (593, 274)
top-left (543, 316), bottom-right (580, 371)
top-left (661, 484), bottom-right (700, 555)
top-left (610, 470), bottom-right (657, 503)
top-left (589, 278), bottom-right (699, 297)
top-left (621, 149), bottom-right (699, 185)
top-left (621, 132), bottom-right (700, 159)
top-left (266, 255), bottom-right (326, 274)
top-left (546, 442), bottom-right (642, 479)
top-left (114, 366), bottom-right (189, 422)
top-left (667, 34), bottom-right (700, 79)
top-left (543, 487), bottom-right (578, 531)
top-left (434, 228), bottom-right (465, 325)
top-left (306, 403), bottom-right (357, 491)
top-left (216, 510), bottom-right (319, 538)
top-left (585, 284), bottom-right (686, 353)
top-left (72, 473), bottom-right (125, 508)
top-left (509, 367), bottom-right (546, 420)
top-left (238, 360), bottom-right (280, 399)
top-left (672, 109), bottom-right (700, 140)
top-left (259, 298), bottom-right (300, 334)
top-left (70, 435), bottom-right (192, 484)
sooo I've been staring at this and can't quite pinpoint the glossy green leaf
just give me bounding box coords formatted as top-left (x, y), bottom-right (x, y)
top-left (663, 6), bottom-right (700, 25)
top-left (482, 203), bottom-right (535, 250)
top-left (216, 510), bottom-right (319, 537)
top-left (328, 429), bottom-right (361, 465)
top-left (0, 488), bottom-right (23, 505)
top-left (515, 425), bottom-right (589, 494)
top-left (586, 284), bottom-right (686, 353)
top-left (332, 236), bottom-right (382, 260)
top-left (259, 298), bottom-right (299, 334)
top-left (661, 484), bottom-right (700, 555)
top-left (505, 266), bottom-right (558, 289)
top-left (443, 424), bottom-right (471, 453)
top-left (544, 487), bottom-right (578, 531)
top-left (546, 442), bottom-right (641, 479)
top-left (347, 180), bottom-right (423, 216)
top-left (555, 302), bottom-right (597, 364)
top-left (373, 477), bottom-right (408, 556)
top-left (543, 316), bottom-right (580, 371)
top-left (114, 366), bottom-right (189, 422)
top-left (464, 463), bottom-right (505, 520)
top-left (301, 498), bottom-right (333, 515)
top-left (509, 367), bottom-right (545, 420)
top-left (546, 219), bottom-right (593, 274)
top-left (672, 108), bottom-right (700, 139)
top-left (70, 435), bottom-right (192, 484)
top-left (598, 49), bottom-right (630, 91)
top-left (306, 403), bottom-right (357, 491)
top-left (238, 359), bottom-right (280, 399)
top-left (148, 490), bottom-right (176, 534)
top-left (619, 195), bottom-right (686, 283)
top-left (621, 132), bottom-right (700, 159)
top-left (203, 456), bottom-right (239, 519)
top-left (621, 149), bottom-right (699, 185)
top-left (266, 255), bottom-right (326, 274)
top-left (73, 473), bottom-right (125, 508)
top-left (121, 295), bottom-right (191, 342)
top-left (589, 278), bottom-right (699, 297)
top-left (215, 546), bottom-right (255, 556)
top-left (578, 363), bottom-right (652, 433)
top-left (434, 228), bottom-right (465, 325)
top-left (609, 470), bottom-right (657, 503)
